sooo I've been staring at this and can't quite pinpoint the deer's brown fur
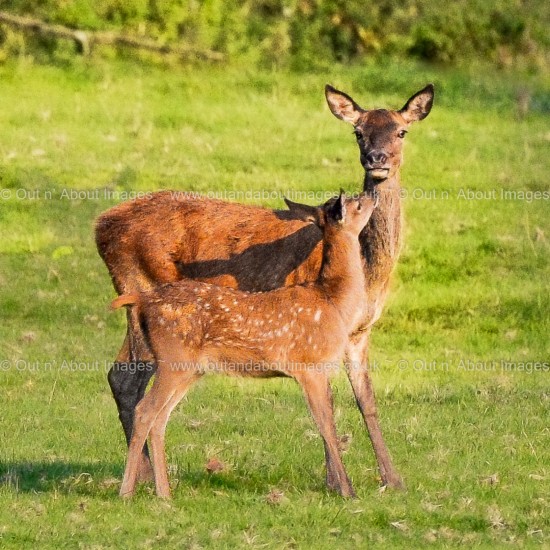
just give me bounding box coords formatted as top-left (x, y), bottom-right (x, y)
top-left (96, 84), bottom-right (434, 489)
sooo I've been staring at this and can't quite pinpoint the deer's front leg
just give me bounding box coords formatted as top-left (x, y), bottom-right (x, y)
top-left (345, 330), bottom-right (405, 489)
top-left (108, 309), bottom-right (157, 483)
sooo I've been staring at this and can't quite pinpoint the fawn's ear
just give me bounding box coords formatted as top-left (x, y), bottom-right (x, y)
top-left (326, 190), bottom-right (346, 224)
top-left (399, 84), bottom-right (434, 124)
top-left (284, 198), bottom-right (321, 224)
top-left (325, 85), bottom-right (364, 125)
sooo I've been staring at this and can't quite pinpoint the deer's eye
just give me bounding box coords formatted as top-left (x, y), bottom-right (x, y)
top-left (354, 130), bottom-right (363, 141)
top-left (398, 130), bottom-right (407, 138)
top-left (357, 203), bottom-right (362, 211)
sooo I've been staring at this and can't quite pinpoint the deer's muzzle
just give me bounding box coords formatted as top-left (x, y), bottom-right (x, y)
top-left (363, 150), bottom-right (390, 181)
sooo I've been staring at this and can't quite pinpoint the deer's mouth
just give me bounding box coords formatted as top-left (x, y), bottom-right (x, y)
top-left (366, 168), bottom-right (390, 181)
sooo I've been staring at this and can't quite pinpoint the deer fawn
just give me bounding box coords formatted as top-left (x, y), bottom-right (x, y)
top-left (112, 192), bottom-right (376, 499)
top-left (96, 83), bottom-right (434, 488)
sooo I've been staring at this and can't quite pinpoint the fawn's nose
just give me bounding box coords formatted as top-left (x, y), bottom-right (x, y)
top-left (365, 150), bottom-right (388, 167)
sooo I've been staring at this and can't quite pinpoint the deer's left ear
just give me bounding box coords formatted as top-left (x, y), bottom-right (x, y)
top-left (399, 84), bottom-right (434, 124)
top-left (284, 198), bottom-right (321, 224)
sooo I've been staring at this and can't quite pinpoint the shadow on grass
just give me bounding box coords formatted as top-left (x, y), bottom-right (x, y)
top-left (0, 460), bottom-right (123, 494)
top-left (0, 460), bottom-right (295, 496)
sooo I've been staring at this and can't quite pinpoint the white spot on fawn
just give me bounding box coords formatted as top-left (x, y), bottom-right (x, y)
top-left (313, 309), bottom-right (322, 323)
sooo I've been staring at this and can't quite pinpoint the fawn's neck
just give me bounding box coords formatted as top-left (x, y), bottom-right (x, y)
top-left (318, 225), bottom-right (366, 328)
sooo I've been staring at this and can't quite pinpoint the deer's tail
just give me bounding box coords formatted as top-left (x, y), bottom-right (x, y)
top-left (110, 293), bottom-right (140, 310)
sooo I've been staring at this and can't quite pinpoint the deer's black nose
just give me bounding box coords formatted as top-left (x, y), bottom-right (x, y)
top-left (365, 151), bottom-right (388, 167)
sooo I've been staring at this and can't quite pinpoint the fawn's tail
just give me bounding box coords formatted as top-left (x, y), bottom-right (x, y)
top-left (110, 293), bottom-right (140, 310)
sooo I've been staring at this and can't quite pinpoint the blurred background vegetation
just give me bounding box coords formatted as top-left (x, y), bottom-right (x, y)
top-left (1, 0), bottom-right (549, 72)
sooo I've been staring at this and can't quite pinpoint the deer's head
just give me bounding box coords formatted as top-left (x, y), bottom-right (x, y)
top-left (325, 84), bottom-right (434, 185)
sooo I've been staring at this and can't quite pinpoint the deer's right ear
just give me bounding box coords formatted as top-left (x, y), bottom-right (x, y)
top-left (284, 198), bottom-right (321, 224)
top-left (325, 85), bottom-right (363, 125)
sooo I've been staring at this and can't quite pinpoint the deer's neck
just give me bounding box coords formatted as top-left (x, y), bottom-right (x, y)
top-left (360, 173), bottom-right (402, 290)
top-left (318, 226), bottom-right (366, 329)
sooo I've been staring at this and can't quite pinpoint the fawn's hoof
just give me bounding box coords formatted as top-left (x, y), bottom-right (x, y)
top-left (119, 486), bottom-right (135, 499)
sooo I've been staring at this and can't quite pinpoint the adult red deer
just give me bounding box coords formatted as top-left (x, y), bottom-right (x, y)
top-left (113, 192), bottom-right (376, 499)
top-left (96, 83), bottom-right (434, 490)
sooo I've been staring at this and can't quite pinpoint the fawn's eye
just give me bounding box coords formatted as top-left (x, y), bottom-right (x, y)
top-left (354, 130), bottom-right (363, 141)
top-left (398, 130), bottom-right (407, 138)
top-left (357, 203), bottom-right (362, 211)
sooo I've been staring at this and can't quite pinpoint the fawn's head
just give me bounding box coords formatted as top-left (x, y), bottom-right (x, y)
top-left (284, 191), bottom-right (376, 237)
top-left (325, 84), bottom-right (434, 185)
top-left (320, 191), bottom-right (377, 237)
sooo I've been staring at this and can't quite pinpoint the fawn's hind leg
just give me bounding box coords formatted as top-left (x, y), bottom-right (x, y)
top-left (119, 367), bottom-right (181, 498)
top-left (149, 370), bottom-right (202, 499)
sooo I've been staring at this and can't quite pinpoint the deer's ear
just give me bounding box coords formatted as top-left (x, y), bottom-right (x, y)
top-left (284, 198), bottom-right (321, 224)
top-left (325, 85), bottom-right (364, 125)
top-left (399, 84), bottom-right (434, 124)
top-left (326, 191), bottom-right (346, 224)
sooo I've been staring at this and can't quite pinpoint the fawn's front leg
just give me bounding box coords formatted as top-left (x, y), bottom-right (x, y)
top-left (295, 370), bottom-right (356, 498)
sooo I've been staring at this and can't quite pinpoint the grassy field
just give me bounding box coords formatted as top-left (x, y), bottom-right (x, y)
top-left (0, 56), bottom-right (549, 548)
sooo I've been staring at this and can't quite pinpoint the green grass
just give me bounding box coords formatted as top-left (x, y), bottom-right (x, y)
top-left (0, 56), bottom-right (549, 548)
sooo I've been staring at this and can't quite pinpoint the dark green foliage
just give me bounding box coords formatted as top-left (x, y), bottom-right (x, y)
top-left (1, 0), bottom-right (549, 69)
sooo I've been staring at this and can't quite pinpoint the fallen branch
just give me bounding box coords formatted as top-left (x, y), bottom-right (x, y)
top-left (0, 11), bottom-right (225, 61)
top-left (0, 11), bottom-right (90, 53)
